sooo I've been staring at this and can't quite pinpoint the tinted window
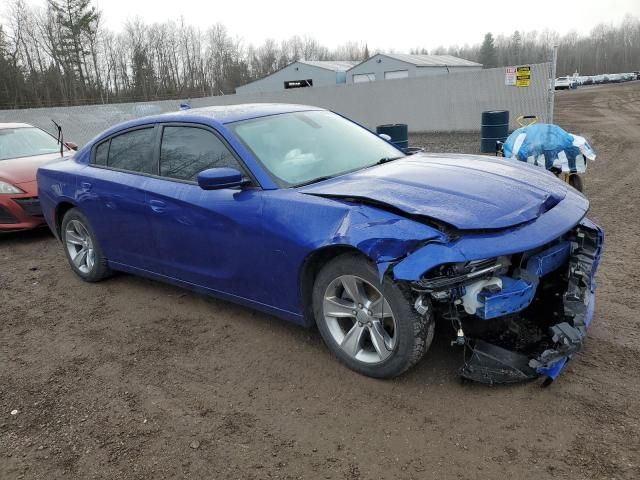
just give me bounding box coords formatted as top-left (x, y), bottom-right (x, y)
top-left (94, 140), bottom-right (108, 166)
top-left (160, 126), bottom-right (241, 181)
top-left (107, 128), bottom-right (155, 174)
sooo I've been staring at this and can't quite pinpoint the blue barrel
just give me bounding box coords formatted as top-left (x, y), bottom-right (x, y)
top-left (480, 110), bottom-right (509, 153)
top-left (376, 124), bottom-right (409, 151)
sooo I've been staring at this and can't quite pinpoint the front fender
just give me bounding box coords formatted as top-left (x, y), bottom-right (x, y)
top-left (261, 191), bottom-right (447, 321)
top-left (321, 207), bottom-right (446, 275)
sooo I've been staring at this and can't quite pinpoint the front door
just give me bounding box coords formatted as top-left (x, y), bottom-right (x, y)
top-left (144, 124), bottom-right (267, 304)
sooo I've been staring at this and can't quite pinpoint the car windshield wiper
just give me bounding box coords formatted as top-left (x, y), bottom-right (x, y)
top-left (376, 156), bottom-right (405, 165)
top-left (295, 176), bottom-right (334, 187)
top-left (295, 156), bottom-right (406, 187)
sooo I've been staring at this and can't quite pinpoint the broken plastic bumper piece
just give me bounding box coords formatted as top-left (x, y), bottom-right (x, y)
top-left (461, 220), bottom-right (603, 385)
top-left (476, 277), bottom-right (536, 320)
top-left (464, 242), bottom-right (572, 321)
top-left (526, 241), bottom-right (571, 277)
top-left (460, 340), bottom-right (538, 384)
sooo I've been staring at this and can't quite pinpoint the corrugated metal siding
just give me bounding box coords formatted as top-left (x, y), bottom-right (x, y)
top-left (346, 54), bottom-right (482, 83)
top-left (235, 63), bottom-right (339, 94)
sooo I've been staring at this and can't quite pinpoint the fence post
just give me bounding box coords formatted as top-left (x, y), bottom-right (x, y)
top-left (547, 45), bottom-right (558, 124)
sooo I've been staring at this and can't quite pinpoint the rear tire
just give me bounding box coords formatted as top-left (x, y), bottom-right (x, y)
top-left (312, 253), bottom-right (434, 378)
top-left (61, 208), bottom-right (111, 282)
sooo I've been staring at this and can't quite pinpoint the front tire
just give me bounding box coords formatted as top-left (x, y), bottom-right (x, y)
top-left (61, 208), bottom-right (111, 282)
top-left (312, 253), bottom-right (434, 378)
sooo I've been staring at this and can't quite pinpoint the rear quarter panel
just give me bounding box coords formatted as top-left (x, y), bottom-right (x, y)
top-left (37, 154), bottom-right (87, 237)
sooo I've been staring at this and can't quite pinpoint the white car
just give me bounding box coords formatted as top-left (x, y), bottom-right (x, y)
top-left (554, 77), bottom-right (571, 90)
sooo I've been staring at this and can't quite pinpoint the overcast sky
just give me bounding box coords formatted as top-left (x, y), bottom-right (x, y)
top-left (4, 0), bottom-right (639, 51)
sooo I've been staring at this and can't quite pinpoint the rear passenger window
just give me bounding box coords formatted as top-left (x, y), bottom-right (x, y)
top-left (106, 128), bottom-right (156, 174)
top-left (160, 126), bottom-right (242, 181)
top-left (94, 140), bottom-right (108, 166)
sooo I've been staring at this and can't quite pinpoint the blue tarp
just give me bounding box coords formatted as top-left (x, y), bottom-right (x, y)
top-left (503, 123), bottom-right (596, 173)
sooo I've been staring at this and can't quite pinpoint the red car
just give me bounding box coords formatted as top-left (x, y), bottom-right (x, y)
top-left (0, 123), bottom-right (76, 232)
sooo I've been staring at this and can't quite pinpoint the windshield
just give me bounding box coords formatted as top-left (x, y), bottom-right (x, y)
top-left (229, 110), bottom-right (404, 187)
top-left (0, 127), bottom-right (64, 161)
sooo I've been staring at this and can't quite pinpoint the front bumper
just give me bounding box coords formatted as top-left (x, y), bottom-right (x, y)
top-left (460, 219), bottom-right (603, 385)
top-left (0, 192), bottom-right (45, 232)
top-left (405, 218), bottom-right (603, 385)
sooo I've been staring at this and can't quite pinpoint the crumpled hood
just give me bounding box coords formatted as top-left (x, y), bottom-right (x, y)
top-left (299, 153), bottom-right (575, 230)
top-left (0, 152), bottom-right (69, 185)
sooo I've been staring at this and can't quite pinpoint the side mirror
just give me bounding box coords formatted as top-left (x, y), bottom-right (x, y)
top-left (197, 167), bottom-right (245, 190)
top-left (379, 133), bottom-right (392, 142)
top-left (65, 141), bottom-right (78, 151)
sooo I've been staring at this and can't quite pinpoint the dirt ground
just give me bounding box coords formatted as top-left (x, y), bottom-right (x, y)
top-left (2, 83), bottom-right (640, 480)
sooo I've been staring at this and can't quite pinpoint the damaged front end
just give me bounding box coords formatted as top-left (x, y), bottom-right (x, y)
top-left (408, 220), bottom-right (604, 385)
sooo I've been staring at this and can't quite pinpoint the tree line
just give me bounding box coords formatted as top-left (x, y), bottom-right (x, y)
top-left (471, 16), bottom-right (640, 76)
top-left (1, 0), bottom-right (639, 110)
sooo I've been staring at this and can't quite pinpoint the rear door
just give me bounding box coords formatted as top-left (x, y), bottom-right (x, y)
top-left (82, 125), bottom-right (159, 270)
top-left (143, 124), bottom-right (267, 303)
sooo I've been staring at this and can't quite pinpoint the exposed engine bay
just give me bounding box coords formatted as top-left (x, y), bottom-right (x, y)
top-left (410, 220), bottom-right (604, 385)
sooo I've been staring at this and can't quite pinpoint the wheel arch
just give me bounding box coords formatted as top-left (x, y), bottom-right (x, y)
top-left (54, 201), bottom-right (78, 239)
top-left (299, 244), bottom-right (372, 327)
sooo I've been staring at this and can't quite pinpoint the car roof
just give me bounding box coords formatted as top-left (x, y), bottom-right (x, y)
top-left (169, 103), bottom-right (325, 124)
top-left (0, 122), bottom-right (34, 129)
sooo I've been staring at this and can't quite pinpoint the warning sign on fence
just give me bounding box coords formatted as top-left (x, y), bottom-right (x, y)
top-left (505, 67), bottom-right (516, 86)
top-left (516, 66), bottom-right (531, 87)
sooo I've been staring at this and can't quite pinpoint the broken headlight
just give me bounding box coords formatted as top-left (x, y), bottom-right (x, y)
top-left (416, 257), bottom-right (510, 292)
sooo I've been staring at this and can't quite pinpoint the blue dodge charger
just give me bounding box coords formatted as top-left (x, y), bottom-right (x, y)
top-left (37, 104), bottom-right (603, 384)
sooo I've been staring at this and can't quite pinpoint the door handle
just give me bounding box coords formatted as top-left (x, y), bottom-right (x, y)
top-left (80, 182), bottom-right (92, 192)
top-left (149, 199), bottom-right (166, 213)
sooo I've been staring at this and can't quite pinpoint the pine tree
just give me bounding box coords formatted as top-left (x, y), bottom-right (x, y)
top-left (132, 46), bottom-right (156, 100)
top-left (478, 32), bottom-right (497, 68)
top-left (0, 26), bottom-right (13, 105)
top-left (47, 0), bottom-right (99, 98)
top-left (511, 30), bottom-right (522, 64)
top-left (0, 25), bottom-right (27, 107)
top-left (363, 44), bottom-right (370, 60)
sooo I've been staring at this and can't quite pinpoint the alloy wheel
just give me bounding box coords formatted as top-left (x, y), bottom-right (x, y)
top-left (322, 274), bottom-right (397, 364)
top-left (64, 219), bottom-right (96, 274)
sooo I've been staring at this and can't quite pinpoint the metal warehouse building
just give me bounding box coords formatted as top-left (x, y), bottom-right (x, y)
top-left (235, 60), bottom-right (358, 94)
top-left (346, 54), bottom-right (482, 83)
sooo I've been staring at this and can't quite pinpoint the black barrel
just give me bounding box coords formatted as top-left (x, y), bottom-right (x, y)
top-left (480, 110), bottom-right (509, 153)
top-left (376, 124), bottom-right (409, 151)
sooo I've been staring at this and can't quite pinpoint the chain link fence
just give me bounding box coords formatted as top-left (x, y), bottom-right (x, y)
top-left (0, 64), bottom-right (552, 148)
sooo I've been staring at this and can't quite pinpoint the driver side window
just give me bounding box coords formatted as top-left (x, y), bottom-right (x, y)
top-left (160, 126), bottom-right (242, 181)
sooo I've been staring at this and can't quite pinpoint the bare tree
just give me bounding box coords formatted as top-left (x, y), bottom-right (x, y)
top-left (1, 1), bottom-right (639, 109)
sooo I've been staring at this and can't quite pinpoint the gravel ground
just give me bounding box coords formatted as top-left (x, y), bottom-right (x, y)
top-left (409, 131), bottom-right (481, 154)
top-left (1, 82), bottom-right (640, 480)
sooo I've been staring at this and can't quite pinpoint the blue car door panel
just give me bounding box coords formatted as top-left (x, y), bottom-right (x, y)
top-left (80, 126), bottom-right (159, 269)
top-left (144, 123), bottom-right (268, 303)
top-left (82, 168), bottom-right (155, 268)
top-left (144, 180), bottom-right (265, 302)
